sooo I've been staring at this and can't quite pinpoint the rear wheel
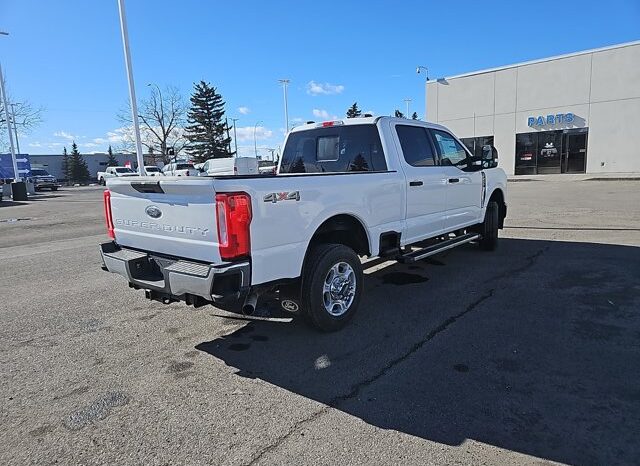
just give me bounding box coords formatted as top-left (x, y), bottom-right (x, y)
top-left (479, 201), bottom-right (499, 251)
top-left (300, 243), bottom-right (363, 332)
top-left (51, 187), bottom-right (58, 191)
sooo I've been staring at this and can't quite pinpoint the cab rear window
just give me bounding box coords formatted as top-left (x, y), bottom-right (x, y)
top-left (280, 124), bottom-right (387, 173)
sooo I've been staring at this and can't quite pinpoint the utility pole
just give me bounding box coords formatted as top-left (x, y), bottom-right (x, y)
top-left (278, 79), bottom-right (290, 133)
top-left (404, 98), bottom-right (412, 118)
top-left (116, 0), bottom-right (146, 175)
top-left (225, 117), bottom-right (232, 155)
top-left (10, 103), bottom-right (20, 154)
top-left (230, 117), bottom-right (239, 155)
top-left (254, 120), bottom-right (262, 158)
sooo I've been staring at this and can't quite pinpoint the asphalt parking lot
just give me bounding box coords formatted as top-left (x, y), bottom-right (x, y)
top-left (1, 180), bottom-right (639, 465)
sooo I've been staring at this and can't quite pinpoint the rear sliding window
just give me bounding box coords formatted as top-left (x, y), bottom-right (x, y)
top-left (280, 125), bottom-right (387, 173)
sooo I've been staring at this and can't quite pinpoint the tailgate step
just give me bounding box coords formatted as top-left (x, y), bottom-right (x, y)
top-left (396, 233), bottom-right (480, 263)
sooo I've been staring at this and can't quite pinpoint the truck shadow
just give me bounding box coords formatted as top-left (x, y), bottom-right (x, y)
top-left (196, 238), bottom-right (640, 465)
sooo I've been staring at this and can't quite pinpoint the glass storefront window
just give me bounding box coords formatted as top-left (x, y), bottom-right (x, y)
top-left (515, 129), bottom-right (588, 175)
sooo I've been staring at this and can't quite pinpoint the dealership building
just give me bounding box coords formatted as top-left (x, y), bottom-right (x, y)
top-left (426, 40), bottom-right (640, 175)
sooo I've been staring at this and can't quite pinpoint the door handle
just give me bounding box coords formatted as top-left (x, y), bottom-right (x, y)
top-left (409, 180), bottom-right (423, 187)
top-left (448, 178), bottom-right (460, 183)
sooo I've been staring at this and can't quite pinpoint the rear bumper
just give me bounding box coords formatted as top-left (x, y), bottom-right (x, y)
top-left (100, 241), bottom-right (250, 304)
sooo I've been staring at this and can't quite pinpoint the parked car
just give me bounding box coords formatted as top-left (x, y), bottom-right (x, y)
top-left (161, 162), bottom-right (199, 177)
top-left (199, 157), bottom-right (259, 176)
top-left (97, 166), bottom-right (137, 185)
top-left (29, 168), bottom-right (61, 191)
top-left (144, 166), bottom-right (163, 177)
top-left (100, 116), bottom-right (507, 332)
top-left (258, 165), bottom-right (277, 175)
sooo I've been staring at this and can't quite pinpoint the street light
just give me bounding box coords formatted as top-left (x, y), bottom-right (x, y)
top-left (278, 79), bottom-right (290, 133)
top-left (404, 98), bottom-right (412, 118)
top-left (254, 120), bottom-right (262, 157)
top-left (0, 30), bottom-right (19, 182)
top-left (116, 0), bottom-right (146, 175)
top-left (230, 117), bottom-right (239, 155)
top-left (416, 65), bottom-right (429, 80)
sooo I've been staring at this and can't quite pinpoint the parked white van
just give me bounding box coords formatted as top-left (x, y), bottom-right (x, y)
top-left (199, 157), bottom-right (259, 176)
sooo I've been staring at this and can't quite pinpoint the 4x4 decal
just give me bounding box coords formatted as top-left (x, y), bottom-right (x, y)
top-left (263, 191), bottom-right (301, 203)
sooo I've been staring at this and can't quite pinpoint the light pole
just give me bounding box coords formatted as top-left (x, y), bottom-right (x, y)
top-left (10, 103), bottom-right (20, 154)
top-left (230, 117), bottom-right (239, 155)
top-left (416, 66), bottom-right (429, 120)
top-left (254, 120), bottom-right (262, 158)
top-left (404, 98), bottom-right (412, 118)
top-left (116, 0), bottom-right (146, 175)
top-left (0, 31), bottom-right (19, 182)
top-left (278, 79), bottom-right (290, 133)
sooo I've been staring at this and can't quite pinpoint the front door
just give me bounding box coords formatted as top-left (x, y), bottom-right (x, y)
top-left (429, 129), bottom-right (483, 231)
top-left (562, 130), bottom-right (588, 173)
top-left (394, 123), bottom-right (447, 244)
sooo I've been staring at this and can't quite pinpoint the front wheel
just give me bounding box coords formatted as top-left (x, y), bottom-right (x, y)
top-left (301, 243), bottom-right (363, 332)
top-left (479, 201), bottom-right (499, 251)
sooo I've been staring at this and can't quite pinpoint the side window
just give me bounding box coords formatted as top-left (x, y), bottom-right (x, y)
top-left (395, 125), bottom-right (436, 167)
top-left (431, 129), bottom-right (468, 168)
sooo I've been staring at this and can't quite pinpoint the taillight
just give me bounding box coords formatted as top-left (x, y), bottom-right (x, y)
top-left (215, 192), bottom-right (252, 260)
top-left (103, 190), bottom-right (115, 239)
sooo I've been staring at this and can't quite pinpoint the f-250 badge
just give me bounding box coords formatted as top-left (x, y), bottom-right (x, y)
top-left (263, 191), bottom-right (300, 203)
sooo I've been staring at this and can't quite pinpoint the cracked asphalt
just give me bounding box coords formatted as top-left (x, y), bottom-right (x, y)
top-left (1, 181), bottom-right (639, 465)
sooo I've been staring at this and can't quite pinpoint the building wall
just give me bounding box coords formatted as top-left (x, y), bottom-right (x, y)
top-left (29, 153), bottom-right (143, 180)
top-left (427, 42), bottom-right (640, 175)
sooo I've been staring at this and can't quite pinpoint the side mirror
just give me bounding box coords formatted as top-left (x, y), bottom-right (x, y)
top-left (481, 145), bottom-right (498, 168)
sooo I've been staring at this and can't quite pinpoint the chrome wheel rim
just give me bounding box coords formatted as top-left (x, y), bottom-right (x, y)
top-left (322, 262), bottom-right (356, 317)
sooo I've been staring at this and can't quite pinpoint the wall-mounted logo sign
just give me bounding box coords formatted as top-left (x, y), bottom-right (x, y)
top-left (528, 113), bottom-right (574, 127)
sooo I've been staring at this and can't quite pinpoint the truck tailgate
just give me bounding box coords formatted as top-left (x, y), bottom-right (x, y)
top-left (107, 177), bottom-right (221, 263)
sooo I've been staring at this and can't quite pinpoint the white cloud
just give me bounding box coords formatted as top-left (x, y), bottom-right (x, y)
top-left (238, 106), bottom-right (251, 115)
top-left (53, 131), bottom-right (77, 141)
top-left (82, 142), bottom-right (99, 148)
top-left (312, 109), bottom-right (330, 119)
top-left (28, 142), bottom-right (43, 148)
top-left (92, 137), bottom-right (108, 144)
top-left (234, 126), bottom-right (273, 142)
top-left (307, 80), bottom-right (345, 96)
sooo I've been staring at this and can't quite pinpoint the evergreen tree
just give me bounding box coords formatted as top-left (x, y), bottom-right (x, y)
top-left (346, 102), bottom-right (362, 118)
top-left (394, 110), bottom-right (405, 118)
top-left (184, 81), bottom-right (233, 163)
top-left (411, 112), bottom-right (419, 120)
top-left (68, 141), bottom-right (90, 183)
top-left (106, 145), bottom-right (118, 166)
top-left (349, 154), bottom-right (370, 172)
top-left (61, 147), bottom-right (70, 184)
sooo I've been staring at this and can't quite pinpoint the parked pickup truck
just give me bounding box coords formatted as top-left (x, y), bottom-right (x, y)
top-left (100, 117), bottom-right (507, 331)
top-left (97, 166), bottom-right (137, 185)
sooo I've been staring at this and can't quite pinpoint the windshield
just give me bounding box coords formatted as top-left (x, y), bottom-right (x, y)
top-left (145, 167), bottom-right (160, 172)
top-left (31, 169), bottom-right (50, 176)
top-left (176, 163), bottom-right (194, 170)
top-left (115, 167), bottom-right (135, 173)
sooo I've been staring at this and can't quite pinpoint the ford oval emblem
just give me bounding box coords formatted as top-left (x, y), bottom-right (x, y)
top-left (145, 205), bottom-right (162, 219)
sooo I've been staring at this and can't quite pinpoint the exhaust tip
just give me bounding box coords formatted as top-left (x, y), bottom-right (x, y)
top-left (242, 292), bottom-right (258, 316)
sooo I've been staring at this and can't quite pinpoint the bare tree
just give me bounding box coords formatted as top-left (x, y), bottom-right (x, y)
top-left (117, 85), bottom-right (187, 163)
top-left (0, 100), bottom-right (44, 150)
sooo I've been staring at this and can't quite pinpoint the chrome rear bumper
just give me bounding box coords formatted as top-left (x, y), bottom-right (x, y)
top-left (100, 242), bottom-right (250, 304)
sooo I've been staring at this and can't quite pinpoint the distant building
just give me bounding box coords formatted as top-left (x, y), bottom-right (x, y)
top-left (426, 41), bottom-right (640, 175)
top-left (29, 153), bottom-right (164, 180)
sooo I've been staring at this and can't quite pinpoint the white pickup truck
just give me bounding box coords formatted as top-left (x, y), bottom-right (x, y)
top-left (100, 117), bottom-right (507, 331)
top-left (97, 166), bottom-right (137, 185)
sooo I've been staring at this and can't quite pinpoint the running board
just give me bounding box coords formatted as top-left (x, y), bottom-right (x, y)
top-left (396, 233), bottom-right (481, 263)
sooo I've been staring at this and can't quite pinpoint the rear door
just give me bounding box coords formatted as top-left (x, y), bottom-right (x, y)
top-left (429, 129), bottom-right (483, 230)
top-left (393, 123), bottom-right (447, 244)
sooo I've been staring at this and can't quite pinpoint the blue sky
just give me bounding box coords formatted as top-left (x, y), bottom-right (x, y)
top-left (1, 0), bottom-right (639, 157)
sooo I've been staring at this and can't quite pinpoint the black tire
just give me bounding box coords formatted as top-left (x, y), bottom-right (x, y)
top-left (99, 178), bottom-right (105, 186)
top-left (300, 243), bottom-right (363, 332)
top-left (51, 187), bottom-right (58, 191)
top-left (479, 201), bottom-right (499, 251)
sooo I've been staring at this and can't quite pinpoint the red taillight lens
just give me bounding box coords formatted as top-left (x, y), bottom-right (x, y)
top-left (103, 190), bottom-right (115, 239)
top-left (215, 193), bottom-right (252, 261)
